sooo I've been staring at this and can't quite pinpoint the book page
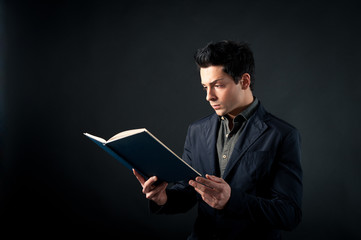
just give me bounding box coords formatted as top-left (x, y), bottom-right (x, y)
top-left (83, 133), bottom-right (106, 143)
top-left (107, 128), bottom-right (146, 142)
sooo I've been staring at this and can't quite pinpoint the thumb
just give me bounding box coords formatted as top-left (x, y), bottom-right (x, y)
top-left (133, 168), bottom-right (146, 186)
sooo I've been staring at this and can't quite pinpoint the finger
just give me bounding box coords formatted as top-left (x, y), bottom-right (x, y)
top-left (145, 182), bottom-right (168, 199)
top-left (192, 184), bottom-right (204, 196)
top-left (206, 174), bottom-right (224, 183)
top-left (133, 169), bottom-right (145, 186)
top-left (143, 176), bottom-right (159, 193)
top-left (192, 184), bottom-right (208, 196)
top-left (194, 176), bottom-right (217, 189)
top-left (192, 185), bottom-right (214, 206)
top-left (189, 179), bottom-right (214, 195)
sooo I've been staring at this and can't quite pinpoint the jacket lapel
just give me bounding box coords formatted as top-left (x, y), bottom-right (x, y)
top-left (223, 105), bottom-right (269, 180)
top-left (204, 114), bottom-right (220, 176)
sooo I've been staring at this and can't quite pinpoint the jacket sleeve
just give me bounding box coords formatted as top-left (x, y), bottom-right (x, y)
top-left (223, 128), bottom-right (303, 230)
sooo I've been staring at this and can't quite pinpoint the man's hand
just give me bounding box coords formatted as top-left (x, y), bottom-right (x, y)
top-left (133, 169), bottom-right (168, 206)
top-left (189, 174), bottom-right (231, 210)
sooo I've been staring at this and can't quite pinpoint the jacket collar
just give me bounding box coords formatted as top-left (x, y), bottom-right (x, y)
top-left (203, 103), bottom-right (269, 179)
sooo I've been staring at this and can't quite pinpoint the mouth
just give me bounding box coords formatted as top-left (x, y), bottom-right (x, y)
top-left (211, 104), bottom-right (221, 110)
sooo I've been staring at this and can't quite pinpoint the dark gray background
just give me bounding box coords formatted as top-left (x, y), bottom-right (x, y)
top-left (1, 1), bottom-right (360, 239)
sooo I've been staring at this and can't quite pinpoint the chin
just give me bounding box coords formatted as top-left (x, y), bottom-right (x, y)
top-left (215, 110), bottom-right (226, 116)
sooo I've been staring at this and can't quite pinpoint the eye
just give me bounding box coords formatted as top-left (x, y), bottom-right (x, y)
top-left (202, 86), bottom-right (208, 91)
top-left (215, 84), bottom-right (225, 88)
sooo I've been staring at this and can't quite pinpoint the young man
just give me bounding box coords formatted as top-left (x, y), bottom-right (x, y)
top-left (133, 40), bottom-right (303, 239)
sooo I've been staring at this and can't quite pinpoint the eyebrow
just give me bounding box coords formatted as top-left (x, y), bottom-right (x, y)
top-left (201, 78), bottom-right (225, 86)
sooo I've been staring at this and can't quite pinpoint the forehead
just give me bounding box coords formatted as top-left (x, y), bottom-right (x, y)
top-left (200, 66), bottom-right (230, 84)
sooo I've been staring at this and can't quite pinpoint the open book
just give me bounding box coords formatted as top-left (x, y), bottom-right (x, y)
top-left (84, 128), bottom-right (201, 182)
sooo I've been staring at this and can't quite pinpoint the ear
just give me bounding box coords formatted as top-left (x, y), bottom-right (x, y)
top-left (240, 73), bottom-right (251, 90)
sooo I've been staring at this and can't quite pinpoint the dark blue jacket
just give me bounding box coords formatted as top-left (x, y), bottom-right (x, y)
top-left (151, 103), bottom-right (303, 239)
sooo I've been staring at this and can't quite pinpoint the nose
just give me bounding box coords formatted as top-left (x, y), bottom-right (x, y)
top-left (206, 88), bottom-right (217, 102)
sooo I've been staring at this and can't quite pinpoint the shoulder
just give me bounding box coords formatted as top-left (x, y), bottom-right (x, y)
top-left (189, 113), bottom-right (217, 127)
top-left (256, 103), bottom-right (300, 138)
top-left (186, 113), bottom-right (218, 136)
top-left (262, 111), bottom-right (301, 143)
top-left (267, 113), bottom-right (298, 132)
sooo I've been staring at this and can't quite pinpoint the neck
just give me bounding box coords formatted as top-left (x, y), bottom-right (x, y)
top-left (227, 95), bottom-right (254, 120)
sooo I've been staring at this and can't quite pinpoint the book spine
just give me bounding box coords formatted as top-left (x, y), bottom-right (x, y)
top-left (85, 135), bottom-right (134, 171)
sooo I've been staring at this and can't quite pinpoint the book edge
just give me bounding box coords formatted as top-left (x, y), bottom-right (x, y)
top-left (144, 130), bottom-right (202, 177)
top-left (83, 133), bottom-right (106, 144)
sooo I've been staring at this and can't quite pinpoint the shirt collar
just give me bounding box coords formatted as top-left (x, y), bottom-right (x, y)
top-left (219, 96), bottom-right (259, 122)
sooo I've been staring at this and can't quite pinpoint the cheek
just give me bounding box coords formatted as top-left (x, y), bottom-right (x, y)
top-left (229, 87), bottom-right (242, 102)
top-left (217, 91), bottom-right (227, 104)
top-left (220, 88), bottom-right (236, 105)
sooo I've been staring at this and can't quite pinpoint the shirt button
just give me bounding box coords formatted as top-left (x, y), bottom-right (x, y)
top-left (222, 154), bottom-right (227, 159)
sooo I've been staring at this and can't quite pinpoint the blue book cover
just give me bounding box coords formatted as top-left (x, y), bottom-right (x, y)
top-left (84, 128), bottom-right (201, 182)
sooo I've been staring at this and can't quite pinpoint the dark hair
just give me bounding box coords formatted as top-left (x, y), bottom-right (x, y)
top-left (194, 40), bottom-right (255, 90)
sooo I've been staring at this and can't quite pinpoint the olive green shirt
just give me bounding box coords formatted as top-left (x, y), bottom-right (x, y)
top-left (216, 97), bottom-right (259, 178)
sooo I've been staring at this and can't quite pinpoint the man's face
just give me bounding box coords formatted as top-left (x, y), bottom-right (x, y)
top-left (200, 65), bottom-right (246, 118)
